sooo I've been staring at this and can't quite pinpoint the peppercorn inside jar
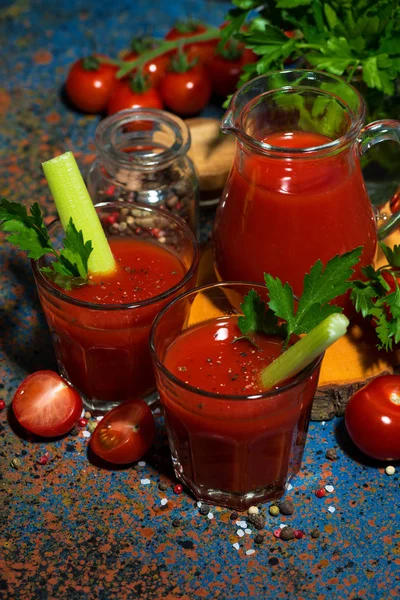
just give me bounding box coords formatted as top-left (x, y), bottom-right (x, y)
top-left (87, 108), bottom-right (199, 237)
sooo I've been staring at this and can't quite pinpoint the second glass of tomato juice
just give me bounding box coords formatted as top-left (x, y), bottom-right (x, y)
top-left (32, 202), bottom-right (199, 413)
top-left (150, 282), bottom-right (322, 510)
top-left (213, 70), bottom-right (400, 303)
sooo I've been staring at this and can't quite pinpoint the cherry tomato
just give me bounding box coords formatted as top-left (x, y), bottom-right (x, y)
top-left (345, 374), bottom-right (400, 461)
top-left (124, 37), bottom-right (170, 86)
top-left (12, 370), bottom-right (82, 437)
top-left (65, 56), bottom-right (117, 114)
top-left (208, 40), bottom-right (257, 97)
top-left (90, 399), bottom-right (155, 464)
top-left (107, 73), bottom-right (163, 115)
top-left (390, 186), bottom-right (400, 214)
top-left (165, 20), bottom-right (216, 65)
top-left (159, 49), bottom-right (211, 117)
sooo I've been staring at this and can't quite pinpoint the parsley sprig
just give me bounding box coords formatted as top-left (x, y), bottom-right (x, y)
top-left (351, 242), bottom-right (400, 350)
top-left (0, 197), bottom-right (93, 290)
top-left (238, 247), bottom-right (362, 347)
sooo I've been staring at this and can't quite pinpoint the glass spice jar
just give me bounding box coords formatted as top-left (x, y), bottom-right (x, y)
top-left (87, 108), bottom-right (199, 237)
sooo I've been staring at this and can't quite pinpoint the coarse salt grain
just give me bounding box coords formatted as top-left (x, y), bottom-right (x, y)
top-left (327, 506), bottom-right (336, 513)
top-left (248, 506), bottom-right (259, 515)
top-left (138, 461), bottom-right (146, 467)
top-left (236, 521), bottom-right (247, 528)
top-left (246, 549), bottom-right (255, 556)
top-left (96, 416), bottom-right (104, 422)
top-left (321, 421), bottom-right (326, 426)
top-left (207, 512), bottom-right (214, 520)
top-left (80, 408), bottom-right (85, 418)
top-left (325, 485), bottom-right (334, 493)
top-left (279, 523), bottom-right (286, 529)
top-left (237, 529), bottom-right (245, 538)
top-left (82, 431), bottom-right (91, 438)
top-left (245, 528), bottom-right (252, 535)
top-left (386, 465), bottom-right (396, 475)
top-left (197, 501), bottom-right (202, 508)
top-left (140, 479), bottom-right (151, 485)
top-left (160, 498), bottom-right (168, 506)
top-left (285, 483), bottom-right (293, 491)
top-left (232, 543), bottom-right (240, 550)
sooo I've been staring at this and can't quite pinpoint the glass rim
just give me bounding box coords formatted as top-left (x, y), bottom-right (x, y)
top-left (150, 281), bottom-right (324, 401)
top-left (95, 108), bottom-right (191, 171)
top-left (32, 201), bottom-right (199, 311)
top-left (225, 69), bottom-right (366, 158)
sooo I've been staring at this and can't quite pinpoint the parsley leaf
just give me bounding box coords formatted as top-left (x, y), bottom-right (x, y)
top-left (0, 198), bottom-right (93, 290)
top-left (238, 288), bottom-right (283, 336)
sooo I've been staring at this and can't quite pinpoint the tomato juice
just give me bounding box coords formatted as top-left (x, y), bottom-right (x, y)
top-left (35, 235), bottom-right (196, 412)
top-left (213, 130), bottom-right (377, 301)
top-left (154, 312), bottom-right (321, 509)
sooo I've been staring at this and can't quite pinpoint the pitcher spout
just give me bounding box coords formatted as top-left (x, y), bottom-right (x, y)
top-left (220, 107), bottom-right (238, 136)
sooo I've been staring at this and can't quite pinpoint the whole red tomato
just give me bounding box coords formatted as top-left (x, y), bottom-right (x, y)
top-left (159, 51), bottom-right (211, 116)
top-left (124, 37), bottom-right (170, 86)
top-left (107, 72), bottom-right (163, 115)
top-left (90, 399), bottom-right (155, 464)
top-left (165, 20), bottom-right (216, 65)
top-left (208, 40), bottom-right (257, 97)
top-left (345, 374), bottom-right (400, 461)
top-left (65, 56), bottom-right (117, 114)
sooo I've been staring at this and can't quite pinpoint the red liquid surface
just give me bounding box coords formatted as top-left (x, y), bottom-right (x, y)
top-left (39, 237), bottom-right (187, 405)
top-left (158, 316), bottom-right (320, 508)
top-left (214, 131), bottom-right (377, 301)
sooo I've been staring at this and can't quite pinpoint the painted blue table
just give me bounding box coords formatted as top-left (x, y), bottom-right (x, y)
top-left (1, 2), bottom-right (399, 599)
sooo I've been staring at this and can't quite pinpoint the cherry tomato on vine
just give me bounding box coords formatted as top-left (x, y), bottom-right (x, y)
top-left (165, 20), bottom-right (215, 65)
top-left (345, 374), bottom-right (400, 461)
top-left (207, 39), bottom-right (257, 97)
top-left (90, 399), bottom-right (155, 464)
top-left (65, 56), bottom-right (117, 114)
top-left (107, 71), bottom-right (163, 115)
top-left (159, 49), bottom-right (211, 116)
top-left (123, 37), bottom-right (170, 86)
top-left (12, 370), bottom-right (82, 437)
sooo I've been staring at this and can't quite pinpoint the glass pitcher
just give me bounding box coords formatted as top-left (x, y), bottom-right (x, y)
top-left (213, 70), bottom-right (400, 301)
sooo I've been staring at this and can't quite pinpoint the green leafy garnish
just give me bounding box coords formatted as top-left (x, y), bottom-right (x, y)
top-left (351, 242), bottom-right (400, 350)
top-left (238, 247), bottom-right (362, 346)
top-left (0, 197), bottom-right (93, 290)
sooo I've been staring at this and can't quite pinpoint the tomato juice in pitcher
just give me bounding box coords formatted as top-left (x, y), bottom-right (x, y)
top-left (213, 70), bottom-right (400, 299)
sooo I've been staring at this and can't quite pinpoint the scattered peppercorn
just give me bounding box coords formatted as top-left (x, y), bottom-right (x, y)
top-left (315, 488), bottom-right (326, 498)
top-left (325, 448), bottom-right (338, 461)
top-left (254, 533), bottom-right (264, 545)
top-left (199, 504), bottom-right (210, 516)
top-left (311, 528), bottom-right (321, 539)
top-left (173, 484), bottom-right (183, 494)
top-left (36, 455), bottom-right (49, 465)
top-left (0, 399), bottom-right (6, 410)
top-left (230, 511), bottom-right (239, 521)
top-left (248, 506), bottom-right (259, 515)
top-left (273, 529), bottom-right (282, 538)
top-left (280, 526), bottom-right (295, 541)
top-left (269, 505), bottom-right (280, 517)
top-left (158, 481), bottom-right (169, 491)
top-left (84, 411), bottom-right (91, 419)
top-left (279, 498), bottom-right (294, 515)
top-left (87, 420), bottom-right (98, 434)
top-left (78, 417), bottom-right (88, 428)
top-left (172, 518), bottom-right (181, 528)
top-left (247, 513), bottom-right (266, 530)
top-left (10, 458), bottom-right (22, 470)
top-left (385, 465), bottom-right (396, 476)
top-left (294, 530), bottom-right (305, 539)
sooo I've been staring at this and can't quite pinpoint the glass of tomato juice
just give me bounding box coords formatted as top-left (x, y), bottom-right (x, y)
top-left (150, 282), bottom-right (322, 510)
top-left (32, 201), bottom-right (199, 413)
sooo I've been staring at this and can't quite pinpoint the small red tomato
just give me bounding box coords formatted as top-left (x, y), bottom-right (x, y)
top-left (208, 40), bottom-right (257, 97)
top-left (159, 50), bottom-right (211, 116)
top-left (124, 37), bottom-right (170, 86)
top-left (65, 56), bottom-right (117, 114)
top-left (12, 371), bottom-right (82, 437)
top-left (90, 399), bottom-right (155, 464)
top-left (165, 20), bottom-right (216, 65)
top-left (390, 187), bottom-right (400, 214)
top-left (345, 374), bottom-right (400, 461)
top-left (107, 72), bottom-right (163, 115)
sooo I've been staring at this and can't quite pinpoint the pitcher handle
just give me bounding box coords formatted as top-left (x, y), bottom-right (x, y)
top-left (358, 119), bottom-right (400, 240)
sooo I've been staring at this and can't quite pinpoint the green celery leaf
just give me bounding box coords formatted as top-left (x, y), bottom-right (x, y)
top-left (379, 242), bottom-right (400, 268)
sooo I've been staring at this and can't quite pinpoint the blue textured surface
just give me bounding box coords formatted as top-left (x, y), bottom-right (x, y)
top-left (0, 1), bottom-right (399, 599)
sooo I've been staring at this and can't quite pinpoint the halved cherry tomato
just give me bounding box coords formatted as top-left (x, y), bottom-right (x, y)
top-left (90, 399), bottom-right (155, 464)
top-left (12, 370), bottom-right (82, 437)
top-left (165, 20), bottom-right (216, 65)
top-left (107, 72), bottom-right (163, 115)
top-left (65, 56), bottom-right (117, 114)
top-left (345, 374), bottom-right (400, 461)
top-left (207, 39), bottom-right (257, 97)
top-left (123, 37), bottom-right (170, 86)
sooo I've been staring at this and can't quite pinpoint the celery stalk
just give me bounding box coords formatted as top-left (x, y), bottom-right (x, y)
top-left (261, 314), bottom-right (349, 390)
top-left (42, 151), bottom-right (116, 275)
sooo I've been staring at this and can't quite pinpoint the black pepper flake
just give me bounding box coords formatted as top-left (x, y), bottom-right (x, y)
top-left (230, 511), bottom-right (239, 521)
top-left (279, 498), bottom-right (294, 516)
top-left (311, 528), bottom-right (321, 539)
top-left (158, 481), bottom-right (169, 491)
top-left (172, 518), bottom-right (181, 528)
top-left (254, 534), bottom-right (264, 545)
top-left (280, 526), bottom-right (295, 541)
top-left (178, 366), bottom-right (187, 372)
top-left (325, 448), bottom-right (338, 461)
top-left (247, 513), bottom-right (266, 530)
top-left (199, 504), bottom-right (210, 516)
